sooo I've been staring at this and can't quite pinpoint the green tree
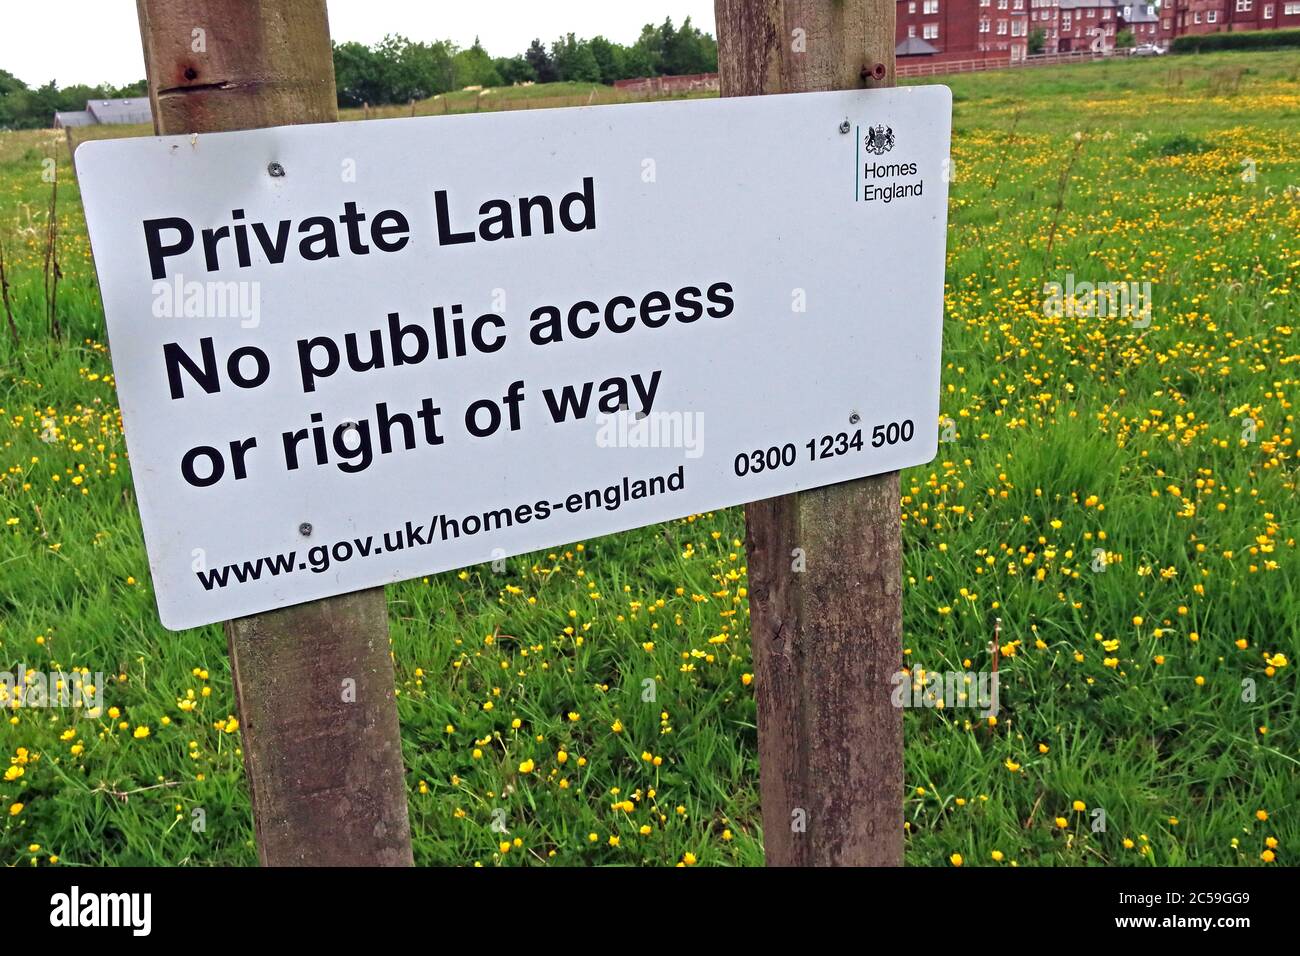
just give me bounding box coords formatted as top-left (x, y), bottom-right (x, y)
top-left (525, 38), bottom-right (557, 83)
top-left (122, 80), bottom-right (148, 97)
top-left (552, 34), bottom-right (601, 83)
top-left (663, 17), bottom-right (717, 74)
top-left (333, 40), bottom-right (384, 106)
top-left (493, 55), bottom-right (536, 85)
top-left (696, 29), bottom-right (719, 74)
top-left (588, 36), bottom-right (626, 84)
top-left (621, 44), bottom-right (655, 79)
top-left (454, 37), bottom-right (503, 88)
top-left (1116, 28), bottom-right (1136, 49)
top-left (1028, 28), bottom-right (1047, 55)
top-left (0, 70), bottom-right (33, 128)
top-left (373, 34), bottom-right (457, 102)
top-left (569, 43), bottom-right (602, 83)
top-left (630, 23), bottom-right (664, 76)
top-left (24, 81), bottom-right (66, 127)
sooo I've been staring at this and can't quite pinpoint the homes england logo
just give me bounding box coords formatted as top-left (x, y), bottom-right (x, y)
top-left (864, 124), bottom-right (895, 154)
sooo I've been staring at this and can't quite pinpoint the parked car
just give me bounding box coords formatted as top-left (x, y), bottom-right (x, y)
top-left (1132, 44), bottom-right (1166, 56)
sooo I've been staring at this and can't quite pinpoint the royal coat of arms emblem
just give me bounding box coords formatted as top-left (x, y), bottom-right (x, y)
top-left (864, 124), bottom-right (896, 154)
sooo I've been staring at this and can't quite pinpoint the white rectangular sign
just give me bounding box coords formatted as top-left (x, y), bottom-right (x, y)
top-left (77, 86), bottom-right (951, 630)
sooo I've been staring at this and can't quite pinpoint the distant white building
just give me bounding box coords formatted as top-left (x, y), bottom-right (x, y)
top-left (54, 97), bottom-right (152, 129)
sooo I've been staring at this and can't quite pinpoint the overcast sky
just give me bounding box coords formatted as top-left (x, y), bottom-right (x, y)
top-left (1, 0), bottom-right (719, 88)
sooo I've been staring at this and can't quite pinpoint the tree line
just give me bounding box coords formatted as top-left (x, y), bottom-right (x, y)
top-left (333, 18), bottom-right (718, 107)
top-left (0, 16), bottom-right (718, 127)
top-left (0, 71), bottom-right (147, 130)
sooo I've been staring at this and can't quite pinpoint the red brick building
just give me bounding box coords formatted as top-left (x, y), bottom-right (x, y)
top-left (1164, 0), bottom-right (1300, 33)
top-left (1057, 0), bottom-right (1120, 52)
top-left (1120, 3), bottom-right (1162, 45)
top-left (896, 0), bottom-right (1300, 60)
top-left (896, 0), bottom-right (1031, 63)
top-left (1029, 0), bottom-right (1064, 52)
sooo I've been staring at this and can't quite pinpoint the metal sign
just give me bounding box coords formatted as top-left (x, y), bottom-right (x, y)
top-left (77, 86), bottom-right (952, 629)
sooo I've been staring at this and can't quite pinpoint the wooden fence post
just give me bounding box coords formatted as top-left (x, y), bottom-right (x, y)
top-left (715, 0), bottom-right (904, 866)
top-left (135, 0), bottom-right (413, 866)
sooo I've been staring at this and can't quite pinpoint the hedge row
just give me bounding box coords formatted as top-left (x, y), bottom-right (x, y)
top-left (1172, 28), bottom-right (1300, 53)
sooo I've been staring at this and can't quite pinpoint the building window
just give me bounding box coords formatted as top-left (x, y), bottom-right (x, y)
top-left (1063, 12), bottom-right (1072, 27)
top-left (981, 0), bottom-right (991, 6)
top-left (1014, 0), bottom-right (1024, 8)
top-left (980, 18), bottom-right (991, 31)
top-left (908, 1), bottom-right (917, 11)
top-left (923, 0), bottom-right (939, 12)
top-left (923, 22), bottom-right (940, 38)
top-left (1207, 9), bottom-right (1217, 20)
top-left (1285, 2), bottom-right (1300, 12)
top-left (1193, 11), bottom-right (1201, 21)
top-left (998, 19), bottom-right (1009, 32)
top-left (1263, 3), bottom-right (1274, 15)
top-left (1236, 0), bottom-right (1251, 10)
top-left (998, 0), bottom-right (1008, 8)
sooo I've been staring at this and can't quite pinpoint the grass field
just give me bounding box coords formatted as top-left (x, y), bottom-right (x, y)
top-left (58, 79), bottom-right (707, 152)
top-left (1, 50), bottom-right (1297, 867)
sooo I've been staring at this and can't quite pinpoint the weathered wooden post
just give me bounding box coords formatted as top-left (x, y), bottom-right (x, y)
top-left (715, 0), bottom-right (904, 866)
top-left (135, 0), bottom-right (413, 866)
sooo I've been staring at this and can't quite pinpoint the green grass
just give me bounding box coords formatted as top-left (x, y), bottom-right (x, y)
top-left (58, 81), bottom-right (711, 154)
top-left (1, 50), bottom-right (1297, 867)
